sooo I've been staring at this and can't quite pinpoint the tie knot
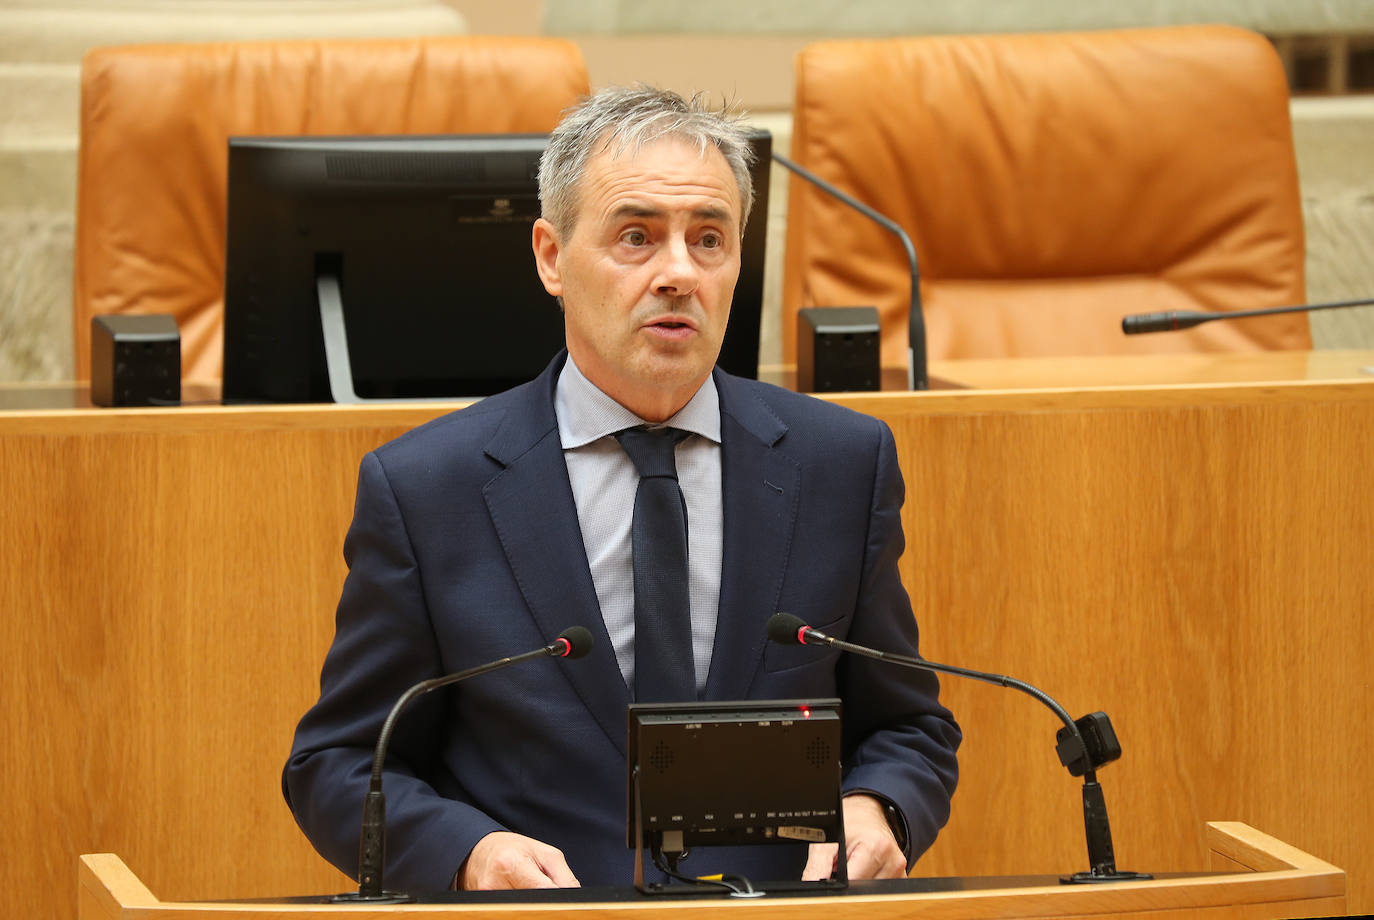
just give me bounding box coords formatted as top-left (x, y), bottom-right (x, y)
top-left (615, 426), bottom-right (688, 479)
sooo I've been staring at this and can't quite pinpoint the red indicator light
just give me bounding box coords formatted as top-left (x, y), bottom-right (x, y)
top-left (800, 706), bottom-right (812, 718)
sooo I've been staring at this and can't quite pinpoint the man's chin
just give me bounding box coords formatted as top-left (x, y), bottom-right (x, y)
top-left (635, 345), bottom-right (718, 378)
top-left (617, 354), bottom-right (713, 409)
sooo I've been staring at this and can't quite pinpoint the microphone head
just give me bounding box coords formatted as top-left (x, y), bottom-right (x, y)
top-left (1121, 310), bottom-right (1209, 335)
top-left (555, 626), bottom-right (594, 659)
top-left (766, 612), bottom-right (809, 646)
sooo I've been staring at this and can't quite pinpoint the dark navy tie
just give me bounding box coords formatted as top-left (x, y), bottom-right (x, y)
top-left (615, 426), bottom-right (695, 702)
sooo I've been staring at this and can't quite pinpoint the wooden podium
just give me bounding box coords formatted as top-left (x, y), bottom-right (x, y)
top-left (5, 350), bottom-right (1372, 920)
top-left (78, 823), bottom-right (1343, 920)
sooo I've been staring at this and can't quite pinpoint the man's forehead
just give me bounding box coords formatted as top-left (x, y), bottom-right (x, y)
top-left (584, 136), bottom-right (738, 202)
top-left (589, 128), bottom-right (704, 161)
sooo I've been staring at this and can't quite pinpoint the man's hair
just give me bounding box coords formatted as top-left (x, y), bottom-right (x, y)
top-left (538, 85), bottom-right (756, 241)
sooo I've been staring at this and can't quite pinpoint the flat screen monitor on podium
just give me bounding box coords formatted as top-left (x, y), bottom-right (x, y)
top-left (222, 131), bottom-right (771, 404)
top-left (626, 699), bottom-right (844, 862)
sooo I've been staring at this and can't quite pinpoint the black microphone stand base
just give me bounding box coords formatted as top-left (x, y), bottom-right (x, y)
top-left (328, 891), bottom-right (415, 903)
top-left (1061, 869), bottom-right (1153, 885)
top-left (1069, 777), bottom-right (1151, 885)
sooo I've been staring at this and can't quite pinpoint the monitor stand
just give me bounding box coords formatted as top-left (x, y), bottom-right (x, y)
top-left (316, 272), bottom-right (479, 405)
top-left (629, 765), bottom-right (849, 898)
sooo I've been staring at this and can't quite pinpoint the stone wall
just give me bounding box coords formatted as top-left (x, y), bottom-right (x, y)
top-left (0, 0), bottom-right (467, 381)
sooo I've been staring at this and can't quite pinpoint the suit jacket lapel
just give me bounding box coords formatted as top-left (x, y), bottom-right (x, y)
top-left (705, 372), bottom-right (800, 701)
top-left (481, 356), bottom-right (632, 756)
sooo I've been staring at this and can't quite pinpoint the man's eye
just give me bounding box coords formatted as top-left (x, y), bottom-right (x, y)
top-left (622, 230), bottom-right (648, 246)
top-left (700, 233), bottom-right (722, 249)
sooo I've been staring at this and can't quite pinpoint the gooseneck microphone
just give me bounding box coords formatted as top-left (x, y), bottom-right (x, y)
top-left (773, 152), bottom-right (928, 391)
top-left (333, 626), bottom-right (594, 902)
top-left (1121, 296), bottom-right (1374, 335)
top-left (765, 613), bottom-right (1149, 884)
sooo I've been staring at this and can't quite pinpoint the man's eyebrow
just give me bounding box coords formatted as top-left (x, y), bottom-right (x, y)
top-left (609, 202), bottom-right (736, 225)
top-left (609, 203), bottom-right (661, 222)
top-left (692, 205), bottom-right (735, 224)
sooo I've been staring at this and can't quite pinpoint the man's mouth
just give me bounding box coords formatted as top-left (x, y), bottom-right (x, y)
top-left (643, 317), bottom-right (698, 340)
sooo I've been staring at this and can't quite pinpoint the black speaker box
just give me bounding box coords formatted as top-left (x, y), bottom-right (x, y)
top-left (797, 306), bottom-right (880, 393)
top-left (91, 315), bottom-right (180, 407)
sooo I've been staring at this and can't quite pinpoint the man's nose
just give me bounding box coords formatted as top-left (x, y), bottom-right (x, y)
top-left (652, 236), bottom-right (700, 298)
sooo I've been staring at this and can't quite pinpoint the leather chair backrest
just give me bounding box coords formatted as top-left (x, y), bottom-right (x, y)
top-left (782, 25), bottom-right (1309, 369)
top-left (74, 36), bottom-right (589, 382)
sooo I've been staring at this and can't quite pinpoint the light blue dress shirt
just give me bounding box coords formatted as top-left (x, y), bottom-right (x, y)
top-left (554, 356), bottom-right (722, 695)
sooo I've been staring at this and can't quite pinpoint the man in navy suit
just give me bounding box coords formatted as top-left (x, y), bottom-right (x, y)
top-left (284, 86), bottom-right (960, 892)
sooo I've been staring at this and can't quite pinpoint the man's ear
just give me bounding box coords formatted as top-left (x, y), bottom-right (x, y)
top-left (531, 218), bottom-right (563, 297)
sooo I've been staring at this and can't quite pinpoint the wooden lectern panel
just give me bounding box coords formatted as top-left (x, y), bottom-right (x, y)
top-left (3, 356), bottom-right (1371, 920)
top-left (76, 824), bottom-right (1345, 920)
top-left (826, 380), bottom-right (1373, 893)
top-left (2, 406), bottom-right (434, 914)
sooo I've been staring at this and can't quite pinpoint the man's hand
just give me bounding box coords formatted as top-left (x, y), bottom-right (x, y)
top-left (802, 793), bottom-right (907, 881)
top-left (458, 831), bottom-right (581, 890)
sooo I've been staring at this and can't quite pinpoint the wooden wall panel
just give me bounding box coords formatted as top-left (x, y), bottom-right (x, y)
top-left (828, 385), bottom-right (1373, 905)
top-left (2, 379), bottom-right (1370, 920)
top-left (1, 413), bottom-right (434, 917)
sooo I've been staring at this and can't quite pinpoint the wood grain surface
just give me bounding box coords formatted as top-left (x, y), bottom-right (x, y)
top-left (3, 359), bottom-right (1370, 920)
top-left (74, 823), bottom-right (1346, 920)
top-left (827, 382), bottom-right (1373, 897)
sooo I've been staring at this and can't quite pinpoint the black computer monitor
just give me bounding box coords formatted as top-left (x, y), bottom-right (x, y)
top-left (626, 697), bottom-right (845, 892)
top-left (222, 131), bottom-right (771, 404)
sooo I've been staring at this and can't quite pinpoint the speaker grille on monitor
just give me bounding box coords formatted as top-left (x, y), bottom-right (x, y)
top-left (806, 737), bottom-right (832, 768)
top-left (324, 150), bottom-right (538, 185)
top-left (649, 740), bottom-right (675, 773)
top-left (326, 151), bottom-right (484, 183)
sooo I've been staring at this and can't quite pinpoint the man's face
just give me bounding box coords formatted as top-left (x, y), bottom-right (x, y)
top-left (532, 135), bottom-right (741, 422)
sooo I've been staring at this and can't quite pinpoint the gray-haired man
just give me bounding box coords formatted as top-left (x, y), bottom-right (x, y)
top-left (285, 85), bottom-right (960, 891)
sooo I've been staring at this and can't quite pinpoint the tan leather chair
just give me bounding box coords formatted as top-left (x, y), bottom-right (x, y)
top-left (782, 25), bottom-right (1310, 370)
top-left (74, 36), bottom-right (589, 382)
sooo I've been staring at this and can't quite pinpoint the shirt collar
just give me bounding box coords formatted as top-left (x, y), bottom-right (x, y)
top-left (555, 355), bottom-right (721, 449)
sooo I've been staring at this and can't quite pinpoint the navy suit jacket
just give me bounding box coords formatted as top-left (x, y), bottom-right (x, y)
top-left (284, 354), bottom-right (960, 891)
